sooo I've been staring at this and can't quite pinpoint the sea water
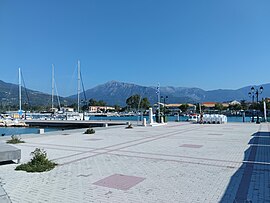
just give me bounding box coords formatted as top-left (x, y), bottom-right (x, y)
top-left (89, 115), bottom-right (268, 123)
top-left (0, 127), bottom-right (62, 136)
top-left (0, 116), bottom-right (267, 136)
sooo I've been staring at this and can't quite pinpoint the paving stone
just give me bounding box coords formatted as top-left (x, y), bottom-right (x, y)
top-left (0, 122), bottom-right (268, 202)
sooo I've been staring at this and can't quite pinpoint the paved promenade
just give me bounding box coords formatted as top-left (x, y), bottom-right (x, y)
top-left (0, 122), bottom-right (269, 202)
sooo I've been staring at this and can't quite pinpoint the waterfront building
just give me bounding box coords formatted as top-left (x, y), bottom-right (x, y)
top-left (89, 106), bottom-right (115, 113)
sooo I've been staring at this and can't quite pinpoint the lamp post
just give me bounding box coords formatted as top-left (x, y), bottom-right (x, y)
top-left (161, 96), bottom-right (168, 122)
top-left (248, 89), bottom-right (255, 122)
top-left (248, 86), bottom-right (263, 124)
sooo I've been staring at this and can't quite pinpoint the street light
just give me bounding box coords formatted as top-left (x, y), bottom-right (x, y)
top-left (161, 96), bottom-right (168, 122)
top-left (248, 89), bottom-right (255, 122)
top-left (248, 86), bottom-right (263, 124)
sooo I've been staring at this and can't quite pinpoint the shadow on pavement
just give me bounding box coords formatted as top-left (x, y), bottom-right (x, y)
top-left (0, 160), bottom-right (16, 166)
top-left (220, 131), bottom-right (270, 203)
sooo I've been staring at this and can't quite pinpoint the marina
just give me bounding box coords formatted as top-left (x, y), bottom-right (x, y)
top-left (1, 1), bottom-right (270, 202)
top-left (0, 115), bottom-right (268, 137)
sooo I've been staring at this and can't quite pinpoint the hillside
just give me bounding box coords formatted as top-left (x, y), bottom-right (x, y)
top-left (69, 81), bottom-right (270, 106)
top-left (0, 80), bottom-right (74, 107)
top-left (1, 79), bottom-right (269, 107)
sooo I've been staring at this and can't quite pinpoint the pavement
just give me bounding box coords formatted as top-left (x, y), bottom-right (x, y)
top-left (0, 122), bottom-right (269, 203)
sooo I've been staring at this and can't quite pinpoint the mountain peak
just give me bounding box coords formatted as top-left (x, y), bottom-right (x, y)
top-left (106, 80), bottom-right (120, 84)
top-left (103, 80), bottom-right (139, 88)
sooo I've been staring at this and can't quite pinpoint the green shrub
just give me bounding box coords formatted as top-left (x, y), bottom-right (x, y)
top-left (125, 124), bottom-right (133, 129)
top-left (84, 128), bottom-right (95, 134)
top-left (6, 135), bottom-right (25, 144)
top-left (15, 148), bottom-right (57, 173)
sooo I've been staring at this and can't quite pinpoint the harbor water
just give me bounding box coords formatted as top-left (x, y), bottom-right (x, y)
top-left (0, 127), bottom-right (63, 136)
top-left (1, 116), bottom-right (268, 136)
top-left (89, 115), bottom-right (265, 123)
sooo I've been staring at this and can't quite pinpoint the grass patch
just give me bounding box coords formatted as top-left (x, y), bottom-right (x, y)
top-left (15, 148), bottom-right (57, 173)
top-left (84, 128), bottom-right (95, 134)
top-left (6, 135), bottom-right (25, 144)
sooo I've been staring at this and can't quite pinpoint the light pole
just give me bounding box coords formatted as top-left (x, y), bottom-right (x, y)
top-left (161, 96), bottom-right (168, 122)
top-left (248, 86), bottom-right (263, 124)
top-left (248, 89), bottom-right (255, 122)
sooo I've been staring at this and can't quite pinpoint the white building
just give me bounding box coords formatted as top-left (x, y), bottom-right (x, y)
top-left (89, 106), bottom-right (115, 113)
top-left (229, 100), bottom-right (241, 105)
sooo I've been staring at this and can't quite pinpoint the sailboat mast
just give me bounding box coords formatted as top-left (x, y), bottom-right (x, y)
top-left (52, 64), bottom-right (54, 110)
top-left (77, 60), bottom-right (81, 113)
top-left (18, 67), bottom-right (22, 112)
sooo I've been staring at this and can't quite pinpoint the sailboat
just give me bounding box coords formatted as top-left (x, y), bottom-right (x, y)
top-left (18, 68), bottom-right (22, 117)
top-left (51, 64), bottom-right (61, 113)
top-left (65, 60), bottom-right (87, 120)
top-left (17, 68), bottom-right (31, 120)
top-left (5, 68), bottom-right (28, 126)
top-left (76, 60), bottom-right (89, 120)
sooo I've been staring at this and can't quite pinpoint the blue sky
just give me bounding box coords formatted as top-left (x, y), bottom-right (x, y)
top-left (0, 0), bottom-right (270, 96)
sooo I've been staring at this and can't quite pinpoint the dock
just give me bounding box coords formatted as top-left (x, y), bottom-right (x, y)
top-left (25, 119), bottom-right (129, 128)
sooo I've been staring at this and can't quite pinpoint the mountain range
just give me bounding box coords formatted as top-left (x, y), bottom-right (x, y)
top-left (1, 80), bottom-right (269, 107)
top-left (69, 81), bottom-right (270, 106)
top-left (0, 80), bottom-right (74, 107)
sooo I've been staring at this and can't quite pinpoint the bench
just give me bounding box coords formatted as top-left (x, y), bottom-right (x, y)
top-left (0, 144), bottom-right (21, 164)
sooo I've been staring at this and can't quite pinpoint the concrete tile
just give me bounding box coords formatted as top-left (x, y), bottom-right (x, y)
top-left (93, 174), bottom-right (145, 191)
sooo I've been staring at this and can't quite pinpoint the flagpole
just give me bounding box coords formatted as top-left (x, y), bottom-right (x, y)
top-left (77, 60), bottom-right (80, 113)
top-left (157, 83), bottom-right (160, 123)
top-left (19, 68), bottom-right (22, 114)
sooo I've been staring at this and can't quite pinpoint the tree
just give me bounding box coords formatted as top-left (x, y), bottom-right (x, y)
top-left (88, 98), bottom-right (106, 106)
top-left (195, 103), bottom-right (200, 113)
top-left (97, 100), bottom-right (106, 106)
top-left (126, 95), bottom-right (150, 110)
top-left (140, 97), bottom-right (150, 109)
top-left (257, 100), bottom-right (270, 112)
top-left (179, 104), bottom-right (189, 113)
top-left (68, 103), bottom-right (77, 109)
top-left (214, 103), bottom-right (224, 112)
top-left (113, 105), bottom-right (121, 112)
top-left (88, 99), bottom-right (96, 106)
top-left (81, 104), bottom-right (88, 112)
top-left (126, 94), bottom-right (141, 109)
top-left (240, 100), bottom-right (248, 111)
top-left (229, 104), bottom-right (242, 111)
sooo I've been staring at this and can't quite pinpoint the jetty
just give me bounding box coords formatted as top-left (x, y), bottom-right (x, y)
top-left (25, 119), bottom-right (128, 128)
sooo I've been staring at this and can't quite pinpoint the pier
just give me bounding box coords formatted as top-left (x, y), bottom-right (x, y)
top-left (25, 120), bottom-right (128, 128)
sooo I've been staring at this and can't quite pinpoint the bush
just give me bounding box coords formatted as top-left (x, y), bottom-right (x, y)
top-left (6, 135), bottom-right (25, 144)
top-left (15, 148), bottom-right (57, 173)
top-left (125, 124), bottom-right (133, 129)
top-left (84, 128), bottom-right (95, 134)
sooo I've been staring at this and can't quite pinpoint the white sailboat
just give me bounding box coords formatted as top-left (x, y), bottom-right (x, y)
top-left (51, 64), bottom-right (61, 113)
top-left (66, 60), bottom-right (83, 120)
top-left (18, 68), bottom-right (23, 118)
